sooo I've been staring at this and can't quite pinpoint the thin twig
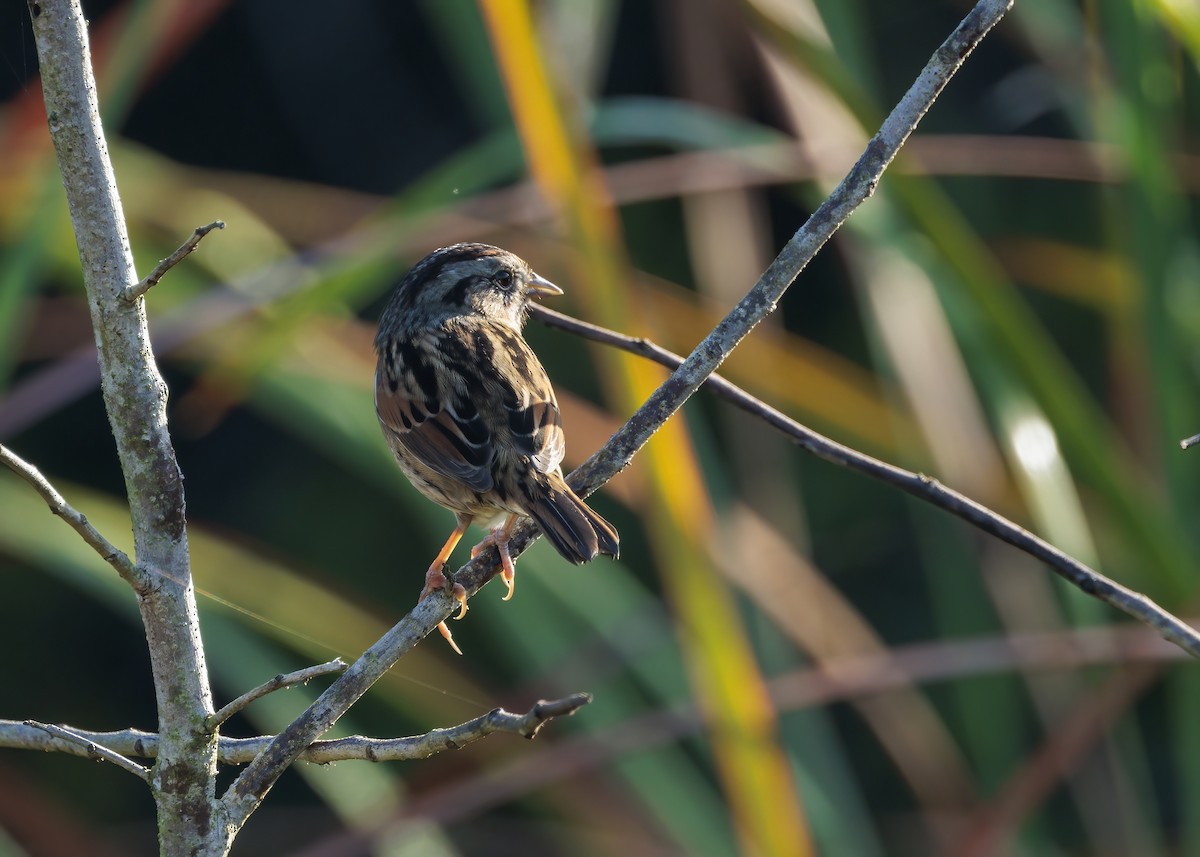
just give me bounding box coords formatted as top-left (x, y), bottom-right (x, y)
top-left (24, 720), bottom-right (151, 782)
top-left (1181, 432), bottom-right (1200, 450)
top-left (0, 443), bottom-right (143, 590)
top-left (122, 220), bottom-right (225, 303)
top-left (207, 659), bottom-right (349, 731)
top-left (530, 305), bottom-right (1200, 658)
top-left (296, 692), bottom-right (593, 762)
top-left (1, 694), bottom-right (592, 765)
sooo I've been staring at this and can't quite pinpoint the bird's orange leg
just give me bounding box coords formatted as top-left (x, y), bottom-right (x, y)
top-left (420, 520), bottom-right (470, 655)
top-left (471, 513), bottom-right (520, 602)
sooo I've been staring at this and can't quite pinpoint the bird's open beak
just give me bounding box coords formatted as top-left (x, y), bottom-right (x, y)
top-left (526, 273), bottom-right (564, 299)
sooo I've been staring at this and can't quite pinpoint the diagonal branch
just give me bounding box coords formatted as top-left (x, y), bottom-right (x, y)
top-left (0, 443), bottom-right (143, 588)
top-left (530, 305), bottom-right (1200, 658)
top-left (215, 0), bottom-right (1015, 833)
top-left (567, 0), bottom-right (1011, 502)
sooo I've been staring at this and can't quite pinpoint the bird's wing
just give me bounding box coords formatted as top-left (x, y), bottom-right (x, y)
top-left (488, 327), bottom-right (566, 477)
top-left (375, 339), bottom-right (496, 493)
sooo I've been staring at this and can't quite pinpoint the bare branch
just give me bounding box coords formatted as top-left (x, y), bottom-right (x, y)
top-left (530, 306), bottom-right (1200, 659)
top-left (207, 659), bottom-right (348, 731)
top-left (1181, 432), bottom-right (1200, 451)
top-left (0, 443), bottom-right (143, 588)
top-left (269, 692), bottom-right (593, 762)
top-left (1, 694), bottom-right (591, 765)
top-left (123, 221), bottom-right (225, 304)
top-left (24, 720), bottom-right (151, 782)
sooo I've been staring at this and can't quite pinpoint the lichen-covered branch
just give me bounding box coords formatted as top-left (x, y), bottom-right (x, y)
top-left (26, 1), bottom-right (217, 853)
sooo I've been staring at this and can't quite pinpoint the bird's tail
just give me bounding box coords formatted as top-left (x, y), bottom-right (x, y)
top-left (525, 476), bottom-right (619, 564)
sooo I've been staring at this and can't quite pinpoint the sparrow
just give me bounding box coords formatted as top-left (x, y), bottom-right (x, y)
top-left (374, 243), bottom-right (619, 653)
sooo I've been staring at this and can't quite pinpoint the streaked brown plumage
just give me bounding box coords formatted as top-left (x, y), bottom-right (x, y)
top-left (374, 243), bottom-right (619, 653)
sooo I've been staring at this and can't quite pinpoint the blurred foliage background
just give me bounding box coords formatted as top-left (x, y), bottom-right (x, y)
top-left (1, 0), bottom-right (1198, 855)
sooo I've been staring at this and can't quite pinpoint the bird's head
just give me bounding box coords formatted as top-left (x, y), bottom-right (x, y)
top-left (381, 243), bottom-right (563, 335)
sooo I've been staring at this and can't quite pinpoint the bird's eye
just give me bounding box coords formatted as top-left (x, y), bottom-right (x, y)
top-left (494, 269), bottom-right (514, 290)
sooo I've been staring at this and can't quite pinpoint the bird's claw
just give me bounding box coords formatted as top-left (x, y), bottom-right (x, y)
top-left (499, 549), bottom-right (516, 601)
top-left (450, 581), bottom-right (468, 619)
top-left (472, 519), bottom-right (518, 602)
top-left (421, 564), bottom-right (466, 656)
top-left (435, 620), bottom-right (463, 656)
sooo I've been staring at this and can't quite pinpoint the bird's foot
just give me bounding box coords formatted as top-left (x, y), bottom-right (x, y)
top-left (471, 524), bottom-right (518, 602)
top-left (420, 563), bottom-right (468, 656)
